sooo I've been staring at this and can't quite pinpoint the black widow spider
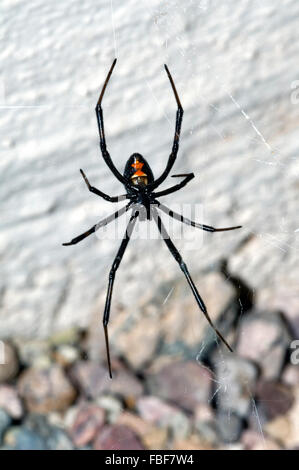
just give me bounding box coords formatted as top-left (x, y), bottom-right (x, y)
top-left (63, 59), bottom-right (242, 378)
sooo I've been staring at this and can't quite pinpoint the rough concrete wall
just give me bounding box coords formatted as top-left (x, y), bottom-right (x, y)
top-left (1, 0), bottom-right (299, 339)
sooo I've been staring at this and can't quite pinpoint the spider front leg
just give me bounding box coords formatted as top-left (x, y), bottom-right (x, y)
top-left (103, 210), bottom-right (139, 378)
top-left (80, 169), bottom-right (127, 202)
top-left (152, 208), bottom-right (233, 352)
top-left (148, 65), bottom-right (184, 191)
top-left (95, 59), bottom-right (137, 192)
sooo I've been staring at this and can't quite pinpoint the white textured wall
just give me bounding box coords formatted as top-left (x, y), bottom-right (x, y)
top-left (1, 0), bottom-right (299, 338)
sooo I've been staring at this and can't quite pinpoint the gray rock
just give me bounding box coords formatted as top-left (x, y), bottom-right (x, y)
top-left (217, 410), bottom-right (243, 443)
top-left (236, 310), bottom-right (291, 380)
top-left (212, 353), bottom-right (258, 419)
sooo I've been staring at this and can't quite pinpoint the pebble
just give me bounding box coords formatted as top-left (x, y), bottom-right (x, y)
top-left (0, 385), bottom-right (23, 419)
top-left (0, 342), bottom-right (19, 383)
top-left (255, 381), bottom-right (294, 421)
top-left (69, 403), bottom-right (105, 447)
top-left (93, 424), bottom-right (144, 450)
top-left (136, 396), bottom-right (190, 439)
top-left (18, 364), bottom-right (76, 413)
top-left (147, 361), bottom-right (212, 412)
top-left (53, 345), bottom-right (79, 367)
top-left (96, 395), bottom-right (123, 424)
top-left (116, 412), bottom-right (168, 450)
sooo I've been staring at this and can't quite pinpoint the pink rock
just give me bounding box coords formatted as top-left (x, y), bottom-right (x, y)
top-left (70, 361), bottom-right (143, 400)
top-left (93, 425), bottom-right (144, 450)
top-left (69, 403), bottom-right (105, 447)
top-left (255, 381), bottom-right (294, 421)
top-left (147, 361), bottom-right (212, 411)
top-left (0, 385), bottom-right (23, 419)
top-left (136, 396), bottom-right (190, 438)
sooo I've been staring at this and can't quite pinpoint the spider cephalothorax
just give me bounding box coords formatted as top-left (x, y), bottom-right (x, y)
top-left (63, 59), bottom-right (242, 378)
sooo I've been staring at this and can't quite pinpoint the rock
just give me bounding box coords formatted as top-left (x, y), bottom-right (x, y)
top-left (216, 410), bottom-right (243, 443)
top-left (236, 310), bottom-right (291, 380)
top-left (18, 365), bottom-right (76, 413)
top-left (4, 426), bottom-right (47, 450)
top-left (25, 414), bottom-right (74, 450)
top-left (70, 360), bottom-right (143, 402)
top-left (69, 403), bottom-right (105, 447)
top-left (265, 385), bottom-right (299, 448)
top-left (53, 345), bottom-right (80, 367)
top-left (0, 342), bottom-right (19, 383)
top-left (93, 425), bottom-right (144, 450)
top-left (242, 429), bottom-right (281, 450)
top-left (116, 411), bottom-right (168, 450)
top-left (136, 396), bottom-right (190, 439)
top-left (0, 409), bottom-right (11, 444)
top-left (147, 361), bottom-right (212, 411)
top-left (173, 434), bottom-right (214, 450)
top-left (0, 385), bottom-right (23, 419)
top-left (213, 354), bottom-right (258, 418)
top-left (96, 396), bottom-right (123, 424)
top-left (255, 381), bottom-right (294, 421)
top-left (194, 404), bottom-right (219, 445)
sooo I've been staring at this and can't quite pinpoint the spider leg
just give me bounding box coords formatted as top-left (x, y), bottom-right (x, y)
top-left (103, 210), bottom-right (139, 378)
top-left (152, 173), bottom-right (194, 198)
top-left (80, 169), bottom-right (128, 202)
top-left (148, 65), bottom-right (184, 191)
top-left (95, 59), bottom-right (135, 189)
top-left (152, 208), bottom-right (233, 352)
top-left (62, 203), bottom-right (131, 246)
top-left (157, 202), bottom-right (242, 232)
